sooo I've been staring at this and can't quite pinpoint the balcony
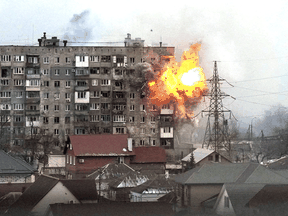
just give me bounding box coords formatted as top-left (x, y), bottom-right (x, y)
top-left (160, 109), bottom-right (174, 115)
top-left (26, 74), bottom-right (40, 79)
top-left (26, 86), bottom-right (40, 91)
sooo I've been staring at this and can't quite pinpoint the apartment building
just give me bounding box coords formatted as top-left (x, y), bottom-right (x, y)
top-left (0, 33), bottom-right (175, 150)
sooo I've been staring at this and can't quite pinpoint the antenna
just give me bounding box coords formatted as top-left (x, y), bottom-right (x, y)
top-left (202, 61), bottom-right (236, 153)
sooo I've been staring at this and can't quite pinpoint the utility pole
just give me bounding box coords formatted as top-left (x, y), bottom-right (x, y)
top-left (202, 61), bottom-right (235, 153)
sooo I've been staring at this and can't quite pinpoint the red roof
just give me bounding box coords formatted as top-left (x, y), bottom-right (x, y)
top-left (69, 134), bottom-right (135, 156)
top-left (131, 147), bottom-right (166, 163)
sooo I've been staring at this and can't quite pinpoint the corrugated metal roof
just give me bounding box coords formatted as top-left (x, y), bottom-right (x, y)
top-left (130, 146), bottom-right (166, 163)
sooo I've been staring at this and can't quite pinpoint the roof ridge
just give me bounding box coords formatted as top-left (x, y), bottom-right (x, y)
top-left (236, 163), bottom-right (258, 183)
top-left (1, 150), bottom-right (35, 172)
top-left (185, 164), bottom-right (206, 184)
top-left (123, 162), bottom-right (135, 172)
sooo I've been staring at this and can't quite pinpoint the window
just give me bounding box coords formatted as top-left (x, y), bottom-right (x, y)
top-left (55, 57), bottom-right (60, 64)
top-left (77, 92), bottom-right (87, 99)
top-left (141, 116), bottom-right (145, 123)
top-left (130, 93), bottom-right (135, 99)
top-left (43, 105), bottom-right (49, 111)
top-left (43, 69), bottom-right (49, 75)
top-left (115, 69), bottom-right (123, 75)
top-left (101, 103), bottom-right (110, 110)
top-left (43, 81), bottom-right (49, 87)
top-left (90, 103), bottom-right (100, 110)
top-left (54, 117), bottom-right (60, 124)
top-left (140, 104), bottom-right (145, 111)
top-left (130, 57), bottom-right (135, 64)
top-left (54, 105), bottom-right (60, 111)
top-left (65, 117), bottom-right (70, 124)
top-left (116, 128), bottom-right (124, 134)
top-left (90, 115), bottom-right (100, 122)
top-left (75, 128), bottom-right (86, 135)
top-left (130, 105), bottom-right (135, 111)
top-left (14, 55), bottom-right (24, 62)
top-left (76, 80), bottom-right (87, 86)
top-left (54, 93), bottom-right (60, 100)
top-left (151, 116), bottom-right (156, 123)
top-left (14, 67), bottom-right (24, 74)
top-left (129, 116), bottom-right (135, 123)
top-left (1, 55), bottom-right (11, 62)
top-left (43, 92), bottom-right (49, 99)
top-left (54, 69), bottom-right (60, 75)
top-left (90, 91), bottom-right (100, 98)
top-left (1, 80), bottom-right (9, 86)
top-left (54, 129), bottom-right (59, 135)
top-left (75, 104), bottom-right (89, 111)
top-left (215, 154), bottom-right (219, 162)
top-left (0, 92), bottom-right (11, 98)
top-left (163, 127), bottom-right (171, 133)
top-left (27, 105), bottom-right (37, 110)
top-left (1, 104), bottom-right (11, 110)
top-left (101, 55), bottom-right (111, 62)
top-left (90, 68), bottom-right (100, 74)
top-left (76, 69), bottom-right (88, 75)
top-left (151, 128), bottom-right (156, 134)
top-left (13, 104), bottom-right (24, 110)
top-left (113, 115), bottom-right (125, 122)
top-left (27, 91), bottom-right (40, 98)
top-left (65, 129), bottom-right (70, 135)
top-left (14, 116), bottom-right (22, 122)
top-left (65, 105), bottom-right (70, 111)
top-left (92, 79), bottom-right (98, 86)
top-left (65, 69), bottom-right (71, 75)
top-left (54, 81), bottom-right (60, 87)
top-left (140, 128), bottom-right (145, 134)
top-left (113, 104), bottom-right (126, 111)
top-left (118, 156), bottom-right (124, 163)
top-left (90, 56), bottom-right (99, 62)
top-left (163, 104), bottom-right (170, 109)
top-left (15, 91), bottom-right (23, 98)
top-left (224, 196), bottom-right (230, 208)
top-left (101, 115), bottom-right (110, 122)
top-left (80, 56), bottom-right (86, 62)
top-left (76, 115), bottom-right (89, 122)
top-left (114, 92), bottom-right (124, 98)
top-left (101, 79), bottom-right (110, 86)
top-left (43, 117), bottom-right (49, 124)
top-left (43, 57), bottom-right (49, 64)
top-left (102, 68), bottom-right (109, 74)
top-left (65, 57), bottom-right (70, 63)
top-left (27, 69), bottom-right (39, 75)
top-left (101, 91), bottom-right (110, 98)
top-left (27, 80), bottom-right (40, 87)
top-left (140, 140), bottom-right (145, 146)
top-left (65, 81), bottom-right (70, 88)
top-left (65, 93), bottom-right (71, 99)
top-left (103, 128), bottom-right (110, 133)
top-left (28, 57), bottom-right (38, 63)
top-left (152, 140), bottom-right (156, 146)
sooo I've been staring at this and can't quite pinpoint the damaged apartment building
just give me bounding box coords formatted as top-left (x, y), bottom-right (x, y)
top-left (0, 32), bottom-right (176, 151)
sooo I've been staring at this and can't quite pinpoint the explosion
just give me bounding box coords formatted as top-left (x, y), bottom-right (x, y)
top-left (148, 43), bottom-right (207, 118)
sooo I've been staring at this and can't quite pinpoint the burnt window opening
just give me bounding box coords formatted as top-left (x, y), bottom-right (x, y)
top-left (1, 69), bottom-right (9, 78)
top-left (90, 68), bottom-right (100, 74)
top-left (101, 68), bottom-right (110, 74)
top-left (101, 103), bottom-right (110, 110)
top-left (215, 154), bottom-right (219, 162)
top-left (101, 91), bottom-right (110, 98)
top-left (76, 81), bottom-right (88, 86)
top-left (102, 127), bottom-right (110, 133)
top-left (161, 139), bottom-right (172, 146)
top-left (140, 91), bottom-right (145, 98)
top-left (115, 69), bottom-right (123, 76)
top-left (101, 55), bottom-right (111, 62)
top-left (114, 92), bottom-right (125, 98)
top-left (115, 81), bottom-right (123, 89)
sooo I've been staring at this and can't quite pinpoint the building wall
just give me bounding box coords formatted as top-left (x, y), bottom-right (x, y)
top-left (0, 36), bottom-right (175, 151)
top-left (215, 189), bottom-right (235, 216)
top-left (0, 174), bottom-right (35, 183)
top-left (32, 181), bottom-right (80, 216)
top-left (47, 155), bottom-right (65, 167)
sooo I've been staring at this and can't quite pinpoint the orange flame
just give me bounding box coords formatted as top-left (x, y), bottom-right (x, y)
top-left (148, 44), bottom-right (207, 118)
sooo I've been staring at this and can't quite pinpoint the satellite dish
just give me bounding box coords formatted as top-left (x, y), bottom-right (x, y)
top-left (123, 148), bottom-right (127, 152)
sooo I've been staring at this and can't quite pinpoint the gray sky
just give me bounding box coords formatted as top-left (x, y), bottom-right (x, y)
top-left (1, 0), bottom-right (288, 131)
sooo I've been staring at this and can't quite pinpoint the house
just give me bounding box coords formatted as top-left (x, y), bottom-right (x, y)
top-left (41, 149), bottom-right (66, 178)
top-left (0, 150), bottom-right (37, 183)
top-left (247, 184), bottom-right (288, 215)
top-left (129, 146), bottom-right (167, 174)
top-left (86, 162), bottom-right (148, 200)
top-left (0, 192), bottom-right (22, 214)
top-left (46, 202), bottom-right (175, 216)
top-left (174, 163), bottom-right (288, 211)
top-left (181, 148), bottom-right (232, 171)
top-left (6, 174), bottom-right (98, 216)
top-left (213, 183), bottom-right (265, 216)
top-left (130, 175), bottom-right (176, 202)
top-left (266, 155), bottom-right (288, 170)
top-left (64, 134), bottom-right (135, 179)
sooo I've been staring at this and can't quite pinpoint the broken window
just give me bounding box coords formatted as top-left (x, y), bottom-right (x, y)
top-left (114, 92), bottom-right (125, 98)
top-left (76, 115), bottom-right (88, 122)
top-left (54, 81), bottom-right (60, 87)
top-left (101, 67), bottom-right (110, 74)
top-left (66, 57), bottom-right (71, 63)
top-left (101, 115), bottom-right (110, 122)
top-left (101, 91), bottom-right (110, 98)
top-left (76, 80), bottom-right (87, 86)
top-left (114, 81), bottom-right (123, 89)
top-left (90, 67), bottom-right (100, 74)
top-left (103, 127), bottom-right (110, 133)
top-left (27, 91), bottom-right (40, 98)
top-left (92, 79), bottom-right (98, 86)
top-left (1, 68), bottom-right (9, 78)
top-left (101, 103), bottom-right (110, 110)
top-left (115, 69), bottom-right (123, 76)
top-left (129, 116), bottom-right (135, 123)
top-left (101, 55), bottom-right (111, 62)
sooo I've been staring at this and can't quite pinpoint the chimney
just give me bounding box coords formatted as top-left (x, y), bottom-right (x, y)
top-left (43, 32), bottom-right (46, 39)
top-left (160, 42), bottom-right (162, 47)
top-left (63, 40), bottom-right (67, 47)
top-left (127, 33), bottom-right (131, 39)
top-left (127, 138), bottom-right (133, 151)
top-left (124, 42), bottom-right (127, 47)
top-left (38, 39), bottom-right (42, 47)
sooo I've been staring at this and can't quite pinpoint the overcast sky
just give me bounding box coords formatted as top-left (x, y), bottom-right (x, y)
top-left (1, 0), bottom-right (288, 132)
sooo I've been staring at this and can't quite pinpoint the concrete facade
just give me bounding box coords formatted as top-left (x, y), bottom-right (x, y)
top-left (0, 33), bottom-right (175, 151)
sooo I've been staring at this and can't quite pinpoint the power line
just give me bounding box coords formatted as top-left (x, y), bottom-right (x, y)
top-left (229, 74), bottom-right (288, 83)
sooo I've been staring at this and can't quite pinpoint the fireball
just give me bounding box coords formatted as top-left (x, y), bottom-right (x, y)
top-left (148, 43), bottom-right (207, 118)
